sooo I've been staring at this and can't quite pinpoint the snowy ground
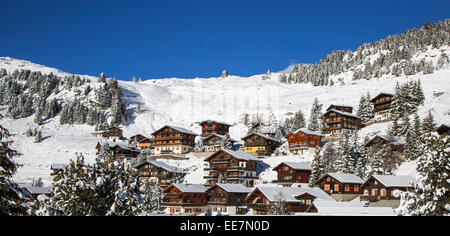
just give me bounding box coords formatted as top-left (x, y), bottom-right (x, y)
top-left (1, 53), bottom-right (449, 186)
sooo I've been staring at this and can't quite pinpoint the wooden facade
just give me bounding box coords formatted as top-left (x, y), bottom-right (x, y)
top-left (242, 133), bottom-right (280, 157)
top-left (360, 175), bottom-right (414, 202)
top-left (285, 129), bottom-right (323, 155)
top-left (202, 134), bottom-right (237, 152)
top-left (314, 173), bottom-right (363, 201)
top-left (129, 134), bottom-right (152, 149)
top-left (322, 109), bottom-right (361, 135)
top-left (161, 184), bottom-right (208, 216)
top-left (272, 162), bottom-right (312, 186)
top-left (326, 105), bottom-right (353, 113)
top-left (199, 120), bottom-right (231, 138)
top-left (206, 184), bottom-right (251, 215)
top-left (151, 125), bottom-right (197, 155)
top-left (135, 160), bottom-right (186, 188)
top-left (435, 124), bottom-right (450, 136)
top-left (204, 149), bottom-right (260, 187)
top-left (370, 93), bottom-right (394, 121)
top-left (95, 142), bottom-right (141, 161)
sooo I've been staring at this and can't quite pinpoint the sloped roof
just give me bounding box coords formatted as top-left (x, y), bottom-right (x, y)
top-left (370, 93), bottom-right (394, 103)
top-left (199, 120), bottom-right (232, 126)
top-left (241, 132), bottom-right (281, 143)
top-left (323, 109), bottom-right (360, 119)
top-left (365, 135), bottom-right (405, 146)
top-left (151, 125), bottom-right (198, 136)
top-left (24, 186), bottom-right (51, 195)
top-left (326, 104), bottom-right (353, 111)
top-left (97, 141), bottom-right (141, 152)
top-left (202, 134), bottom-right (238, 143)
top-left (206, 149), bottom-right (262, 162)
top-left (287, 128), bottom-right (324, 137)
top-left (274, 162), bottom-right (312, 171)
top-left (135, 160), bottom-right (186, 174)
top-left (209, 184), bottom-right (252, 193)
top-left (303, 200), bottom-right (396, 216)
top-left (172, 183), bottom-right (206, 193)
top-left (369, 175), bottom-right (415, 188)
top-left (249, 186), bottom-right (335, 203)
top-left (316, 173), bottom-right (364, 184)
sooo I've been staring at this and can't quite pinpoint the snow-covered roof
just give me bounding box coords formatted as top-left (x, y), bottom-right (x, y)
top-left (275, 162), bottom-right (312, 171)
top-left (172, 183), bottom-right (206, 193)
top-left (316, 173), bottom-right (364, 184)
top-left (289, 128), bottom-right (324, 137)
top-left (323, 109), bottom-right (360, 119)
top-left (327, 104), bottom-right (353, 110)
top-left (209, 184), bottom-right (252, 193)
top-left (369, 175), bottom-right (415, 188)
top-left (241, 133), bottom-right (281, 143)
top-left (199, 120), bottom-right (232, 126)
top-left (249, 186), bottom-right (335, 203)
top-left (152, 125), bottom-right (198, 136)
top-left (299, 200), bottom-right (396, 216)
top-left (202, 134), bottom-right (238, 143)
top-left (97, 141), bottom-right (141, 152)
top-left (221, 149), bottom-right (262, 161)
top-left (51, 164), bottom-right (68, 170)
top-left (365, 135), bottom-right (405, 146)
top-left (135, 160), bottom-right (186, 174)
top-left (370, 93), bottom-right (394, 103)
top-left (24, 186), bottom-right (51, 195)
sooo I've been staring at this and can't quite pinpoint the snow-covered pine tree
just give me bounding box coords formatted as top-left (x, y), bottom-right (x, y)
top-left (291, 110), bottom-right (306, 131)
top-left (307, 98), bottom-right (322, 132)
top-left (335, 131), bottom-right (352, 173)
top-left (422, 111), bottom-right (437, 134)
top-left (194, 138), bottom-right (205, 153)
top-left (220, 134), bottom-right (234, 150)
top-left (309, 147), bottom-right (324, 187)
top-left (34, 131), bottom-right (43, 143)
top-left (268, 191), bottom-right (289, 215)
top-left (0, 125), bottom-right (27, 216)
top-left (397, 132), bottom-right (449, 216)
top-left (357, 92), bottom-right (375, 124)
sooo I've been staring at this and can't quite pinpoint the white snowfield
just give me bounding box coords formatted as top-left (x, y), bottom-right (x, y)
top-left (0, 46), bottom-right (449, 186)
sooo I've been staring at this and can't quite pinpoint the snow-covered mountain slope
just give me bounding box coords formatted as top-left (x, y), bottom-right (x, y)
top-left (1, 48), bottom-right (449, 186)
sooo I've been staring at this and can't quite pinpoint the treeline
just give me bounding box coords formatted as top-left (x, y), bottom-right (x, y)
top-left (0, 69), bottom-right (127, 129)
top-left (279, 20), bottom-right (450, 86)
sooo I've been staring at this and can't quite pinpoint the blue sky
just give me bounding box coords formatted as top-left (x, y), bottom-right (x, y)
top-left (1, 0), bottom-right (449, 80)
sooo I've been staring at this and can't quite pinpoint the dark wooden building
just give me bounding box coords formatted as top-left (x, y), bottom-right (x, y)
top-left (285, 129), bottom-right (323, 155)
top-left (314, 173), bottom-right (364, 202)
top-left (246, 186), bottom-right (335, 215)
top-left (135, 160), bottom-right (186, 188)
top-left (326, 105), bottom-right (353, 113)
top-left (322, 108), bottom-right (361, 135)
top-left (360, 175), bottom-right (414, 203)
top-left (206, 183), bottom-right (252, 215)
top-left (202, 134), bottom-right (238, 152)
top-left (95, 142), bottom-right (141, 161)
top-left (199, 120), bottom-right (232, 137)
top-left (151, 125), bottom-right (197, 155)
top-left (435, 124), bottom-right (450, 136)
top-left (50, 164), bottom-right (68, 182)
top-left (91, 127), bottom-right (124, 142)
top-left (204, 149), bottom-right (262, 187)
top-left (161, 184), bottom-right (208, 215)
top-left (242, 133), bottom-right (281, 157)
top-left (272, 162), bottom-right (312, 186)
top-left (370, 93), bottom-right (394, 121)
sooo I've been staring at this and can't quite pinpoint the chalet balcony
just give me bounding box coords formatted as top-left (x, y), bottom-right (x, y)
top-left (161, 202), bottom-right (205, 207)
top-left (227, 166), bottom-right (245, 171)
top-left (204, 167), bottom-right (217, 171)
top-left (212, 159), bottom-right (231, 164)
top-left (204, 175), bottom-right (218, 180)
top-left (151, 136), bottom-right (184, 141)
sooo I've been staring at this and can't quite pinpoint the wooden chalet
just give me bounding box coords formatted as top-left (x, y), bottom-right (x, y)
top-left (161, 184), bottom-right (208, 216)
top-left (365, 135), bottom-right (405, 160)
top-left (202, 134), bottom-right (238, 153)
top-left (248, 122), bottom-right (277, 138)
top-left (204, 149), bottom-right (262, 187)
top-left (135, 160), bottom-right (186, 188)
top-left (95, 141), bottom-right (141, 162)
top-left (435, 124), bottom-right (450, 136)
top-left (314, 173), bottom-right (364, 202)
top-left (206, 183), bottom-right (252, 215)
top-left (91, 127), bottom-right (123, 142)
top-left (285, 128), bottom-right (324, 155)
top-left (245, 186), bottom-right (335, 215)
top-left (199, 120), bottom-right (232, 138)
top-left (326, 105), bottom-right (353, 113)
top-left (129, 134), bottom-right (152, 149)
top-left (370, 93), bottom-right (394, 121)
top-left (360, 175), bottom-right (414, 208)
top-left (322, 108), bottom-right (361, 135)
top-left (151, 125), bottom-right (197, 155)
top-left (272, 162), bottom-right (312, 186)
top-left (242, 133), bottom-right (281, 157)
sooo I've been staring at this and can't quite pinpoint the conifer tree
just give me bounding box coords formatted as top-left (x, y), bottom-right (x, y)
top-left (34, 131), bottom-right (43, 143)
top-left (309, 147), bottom-right (324, 186)
top-left (422, 111), bottom-right (437, 134)
top-left (307, 98), bottom-right (322, 132)
top-left (220, 134), bottom-right (234, 150)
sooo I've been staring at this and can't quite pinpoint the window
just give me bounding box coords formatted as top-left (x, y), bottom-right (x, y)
top-left (344, 185), bottom-right (350, 192)
top-left (354, 185), bottom-right (359, 192)
top-left (380, 188), bottom-right (386, 197)
top-left (324, 184), bottom-right (330, 191)
top-left (334, 184), bottom-right (339, 191)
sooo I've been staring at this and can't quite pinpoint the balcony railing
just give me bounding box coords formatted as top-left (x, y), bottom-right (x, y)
top-left (161, 202), bottom-right (205, 207)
